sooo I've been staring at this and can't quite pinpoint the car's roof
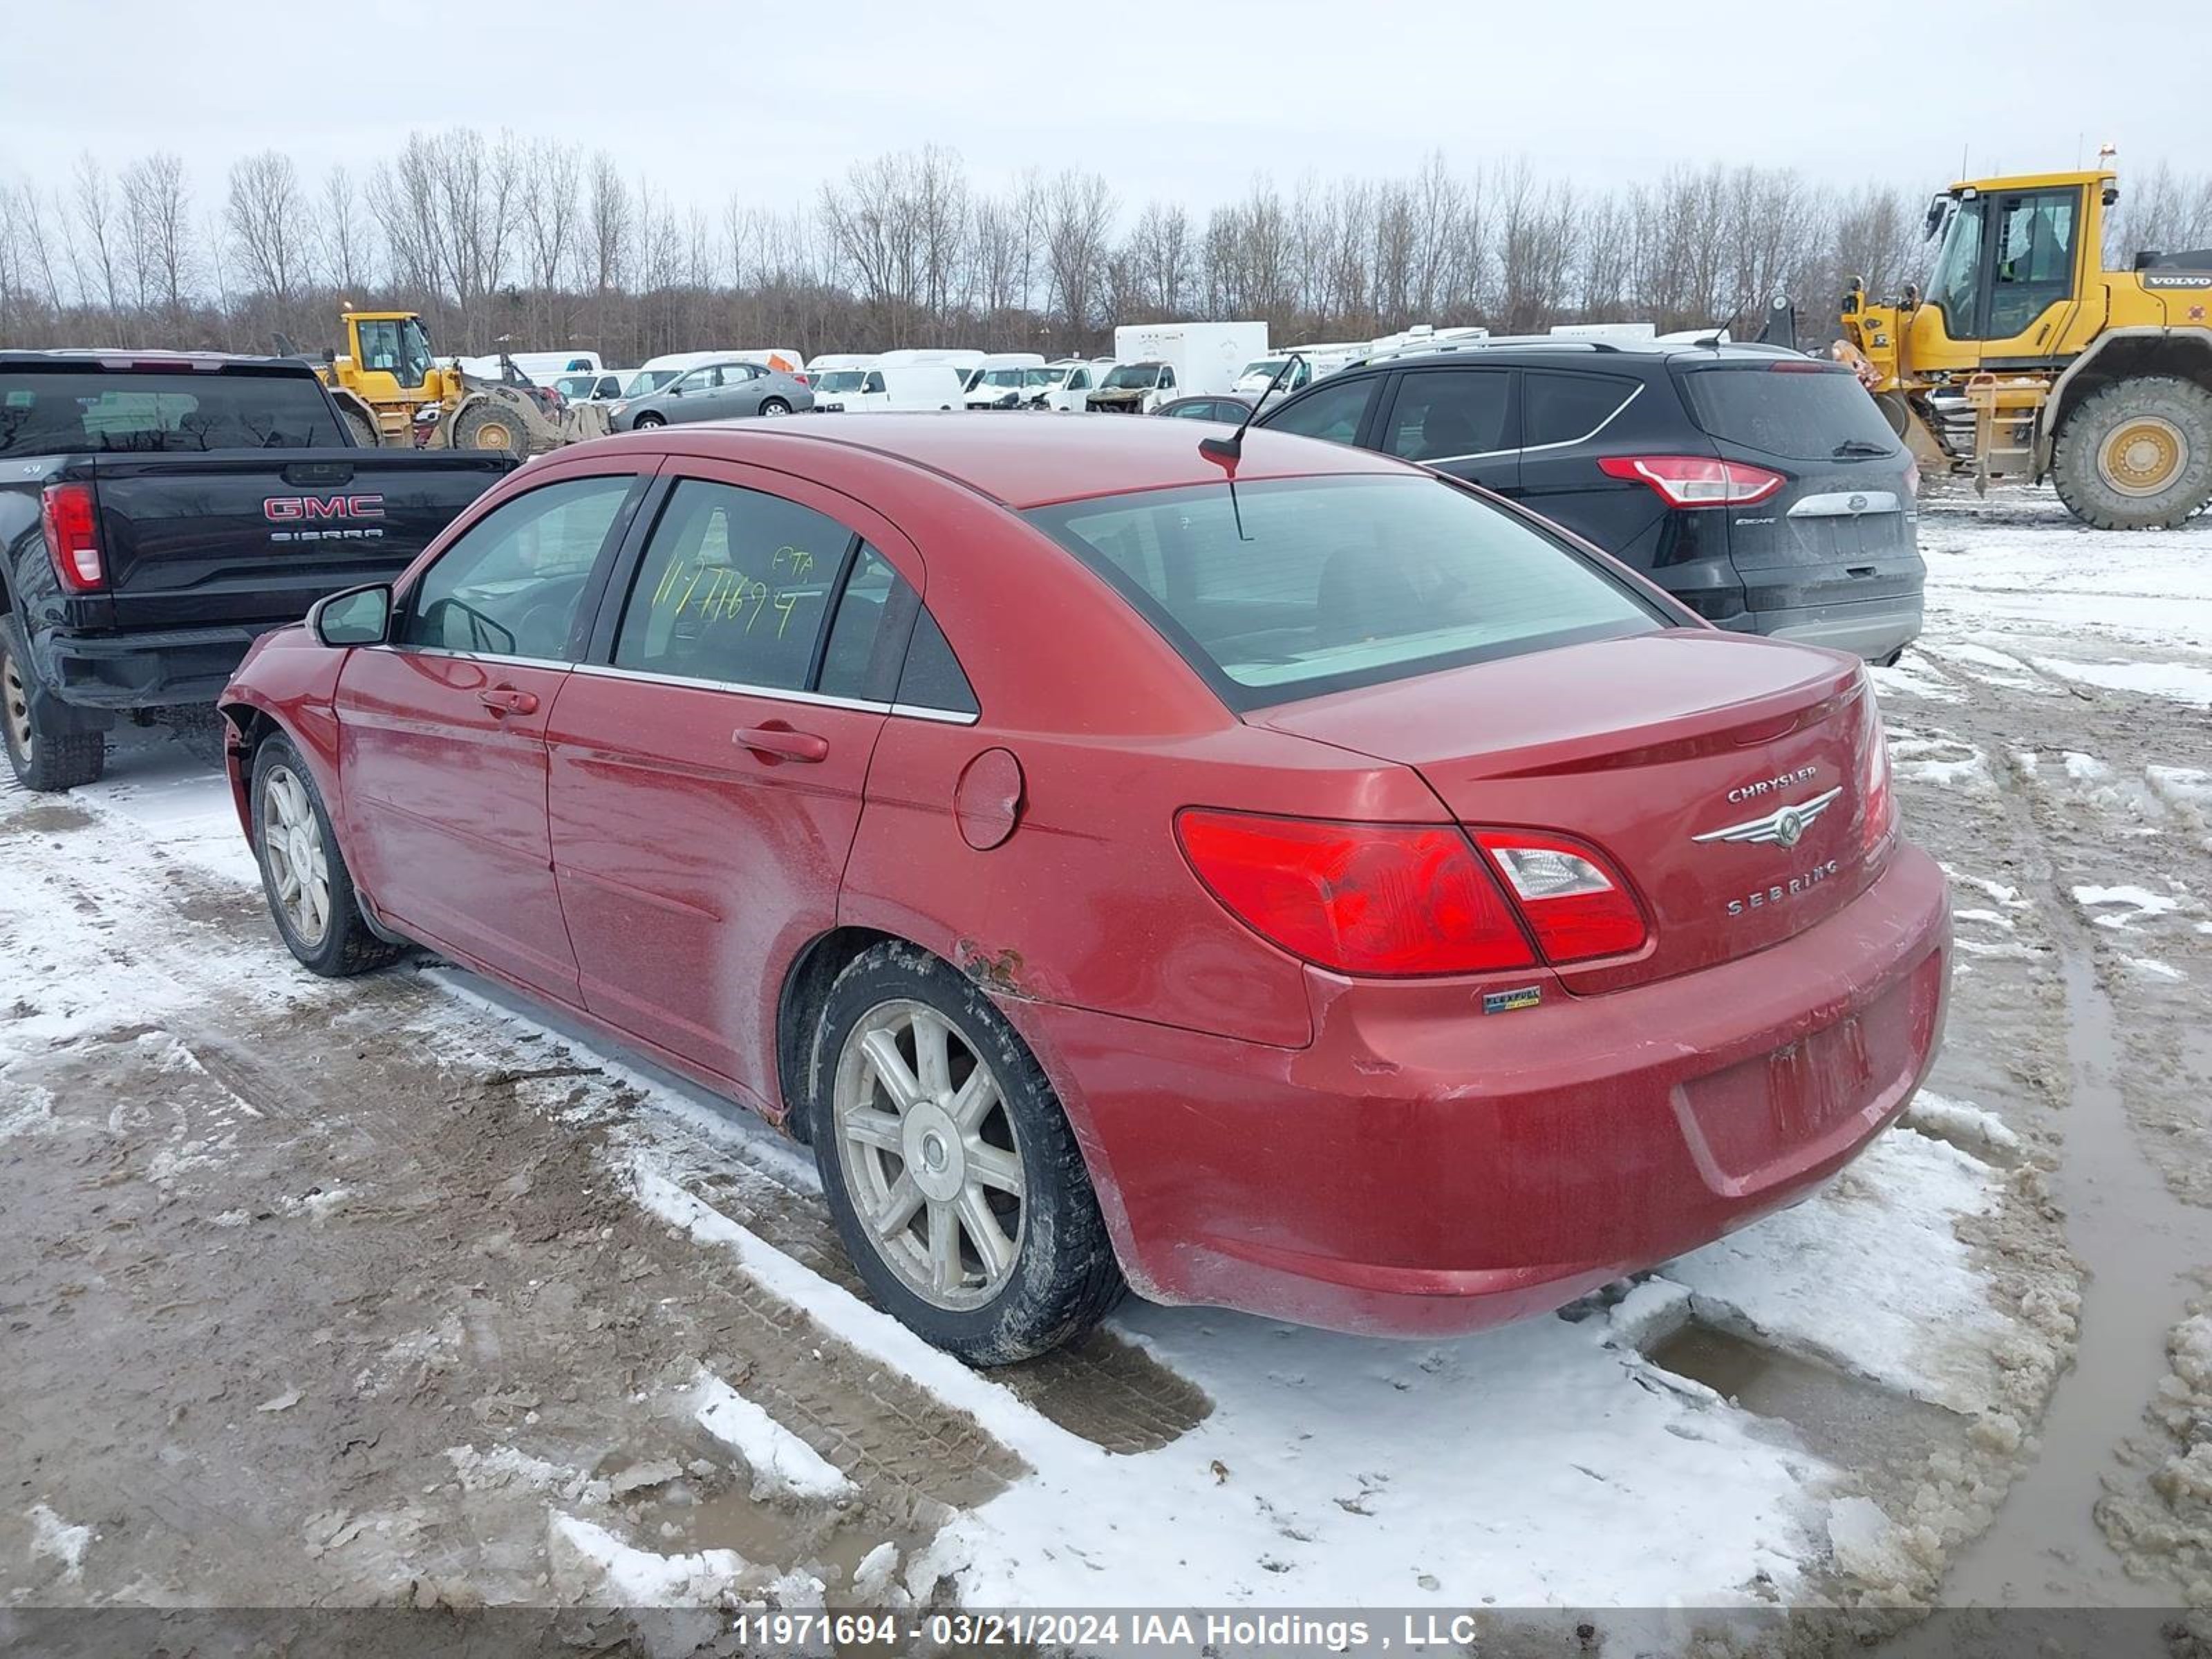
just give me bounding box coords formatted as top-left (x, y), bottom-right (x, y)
top-left (0, 348), bottom-right (311, 373)
top-left (623, 411), bottom-right (1407, 509)
top-left (1338, 337), bottom-right (1806, 373)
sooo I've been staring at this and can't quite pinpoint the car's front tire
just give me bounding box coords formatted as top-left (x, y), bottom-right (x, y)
top-left (630, 411), bottom-right (666, 430)
top-left (1, 616), bottom-right (104, 793)
top-left (250, 734), bottom-right (402, 977)
top-left (807, 943), bottom-right (1125, 1364)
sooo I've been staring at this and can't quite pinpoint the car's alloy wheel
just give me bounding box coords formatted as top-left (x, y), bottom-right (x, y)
top-left (808, 944), bottom-right (1125, 1362)
top-left (832, 998), bottom-right (1025, 1309)
top-left (260, 762), bottom-right (331, 947)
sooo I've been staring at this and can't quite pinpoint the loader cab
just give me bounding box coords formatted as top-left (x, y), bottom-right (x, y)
top-left (1919, 176), bottom-right (2102, 357)
top-left (345, 312), bottom-right (438, 393)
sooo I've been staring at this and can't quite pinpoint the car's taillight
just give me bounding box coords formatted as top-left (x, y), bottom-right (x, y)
top-left (1474, 832), bottom-right (1649, 963)
top-left (1860, 678), bottom-right (1895, 858)
top-left (40, 483), bottom-right (104, 592)
top-left (1175, 809), bottom-right (1535, 977)
top-left (1904, 458), bottom-right (1922, 498)
top-left (1597, 454), bottom-right (1786, 507)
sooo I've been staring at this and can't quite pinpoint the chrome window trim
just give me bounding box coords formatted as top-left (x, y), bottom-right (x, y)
top-left (567, 660), bottom-right (980, 724)
top-left (374, 643), bottom-right (578, 672)
top-left (1788, 489), bottom-right (1903, 518)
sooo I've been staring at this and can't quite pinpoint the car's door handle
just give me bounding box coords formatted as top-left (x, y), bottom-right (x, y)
top-left (478, 686), bottom-right (540, 716)
top-left (734, 724), bottom-right (829, 764)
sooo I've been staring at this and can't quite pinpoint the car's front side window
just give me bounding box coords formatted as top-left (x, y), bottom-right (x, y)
top-left (398, 476), bottom-right (636, 661)
top-left (611, 480), bottom-right (854, 693)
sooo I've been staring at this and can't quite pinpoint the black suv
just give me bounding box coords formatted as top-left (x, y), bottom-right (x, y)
top-left (1253, 338), bottom-right (1923, 662)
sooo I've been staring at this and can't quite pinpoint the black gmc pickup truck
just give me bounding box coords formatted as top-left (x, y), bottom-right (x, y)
top-left (1, 350), bottom-right (514, 789)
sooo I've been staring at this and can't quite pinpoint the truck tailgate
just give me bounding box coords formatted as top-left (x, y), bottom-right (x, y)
top-left (81, 449), bottom-right (513, 630)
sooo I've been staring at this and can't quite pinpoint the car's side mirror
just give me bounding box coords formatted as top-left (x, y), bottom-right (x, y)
top-left (310, 583), bottom-right (392, 648)
top-left (668, 383), bottom-right (685, 397)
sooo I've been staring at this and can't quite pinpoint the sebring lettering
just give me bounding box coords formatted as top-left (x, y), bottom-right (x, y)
top-left (1727, 859), bottom-right (1841, 917)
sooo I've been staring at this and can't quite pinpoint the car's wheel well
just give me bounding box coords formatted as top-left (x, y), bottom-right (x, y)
top-left (774, 926), bottom-right (906, 1143)
top-left (220, 701), bottom-right (276, 755)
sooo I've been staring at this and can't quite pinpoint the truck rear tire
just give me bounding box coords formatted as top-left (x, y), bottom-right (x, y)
top-left (2052, 376), bottom-right (2212, 529)
top-left (1, 617), bottom-right (105, 792)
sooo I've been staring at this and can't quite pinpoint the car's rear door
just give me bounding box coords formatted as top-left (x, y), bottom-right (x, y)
top-left (335, 464), bottom-right (648, 1000)
top-left (545, 462), bottom-right (915, 1103)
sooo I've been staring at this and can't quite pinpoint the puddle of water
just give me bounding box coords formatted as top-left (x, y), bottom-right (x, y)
top-left (1647, 1320), bottom-right (1968, 1472)
top-left (1942, 949), bottom-right (2209, 1608)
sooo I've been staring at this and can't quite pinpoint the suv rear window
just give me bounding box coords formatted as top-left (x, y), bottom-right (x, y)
top-left (1027, 475), bottom-right (1665, 711)
top-left (0, 371), bottom-right (344, 457)
top-left (1676, 363), bottom-right (1897, 462)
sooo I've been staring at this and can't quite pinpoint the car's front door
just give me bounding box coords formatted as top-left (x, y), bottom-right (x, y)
top-left (1374, 366), bottom-right (1519, 493)
top-left (336, 467), bottom-right (646, 1000)
top-left (546, 465), bottom-right (917, 1104)
top-left (664, 366), bottom-right (718, 424)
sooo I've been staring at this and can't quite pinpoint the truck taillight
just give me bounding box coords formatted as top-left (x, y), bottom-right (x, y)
top-left (1597, 455), bottom-right (1786, 507)
top-left (40, 483), bottom-right (104, 592)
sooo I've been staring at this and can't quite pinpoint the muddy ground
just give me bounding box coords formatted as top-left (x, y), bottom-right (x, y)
top-left (1, 489), bottom-right (2209, 1653)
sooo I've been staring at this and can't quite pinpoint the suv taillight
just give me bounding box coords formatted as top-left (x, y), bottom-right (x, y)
top-left (1177, 810), bottom-right (1535, 977)
top-left (41, 483), bottom-right (104, 592)
top-left (1597, 454), bottom-right (1785, 507)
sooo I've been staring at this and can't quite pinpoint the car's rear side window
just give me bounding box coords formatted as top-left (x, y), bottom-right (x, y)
top-left (0, 371), bottom-right (343, 456)
top-left (1028, 476), bottom-right (1665, 711)
top-left (1676, 363), bottom-right (1899, 462)
top-left (612, 480), bottom-right (854, 692)
top-left (1523, 371), bottom-right (1640, 447)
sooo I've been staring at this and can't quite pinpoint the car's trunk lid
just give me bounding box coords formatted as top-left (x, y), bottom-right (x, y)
top-left (1255, 628), bottom-right (1878, 993)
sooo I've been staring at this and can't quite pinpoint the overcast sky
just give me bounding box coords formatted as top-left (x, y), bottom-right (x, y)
top-left (3, 0), bottom-right (2196, 213)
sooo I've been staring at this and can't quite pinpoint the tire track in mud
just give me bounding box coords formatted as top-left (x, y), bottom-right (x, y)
top-left (1885, 647), bottom-right (2212, 1609)
top-left (1, 774), bottom-right (1218, 1613)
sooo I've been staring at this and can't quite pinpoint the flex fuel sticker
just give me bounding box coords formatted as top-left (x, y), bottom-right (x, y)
top-left (1482, 986), bottom-right (1542, 1015)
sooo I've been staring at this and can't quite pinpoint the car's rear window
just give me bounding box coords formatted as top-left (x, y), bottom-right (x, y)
top-left (1676, 362), bottom-right (1898, 462)
top-left (1026, 475), bottom-right (1667, 711)
top-left (0, 371), bottom-right (344, 457)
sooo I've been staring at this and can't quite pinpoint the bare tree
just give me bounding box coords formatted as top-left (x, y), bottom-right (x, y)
top-left (1038, 169), bottom-right (1114, 340)
top-left (316, 165), bottom-right (372, 295)
top-left (121, 153), bottom-right (195, 324)
top-left (71, 153), bottom-right (124, 319)
top-left (226, 149), bottom-right (304, 302)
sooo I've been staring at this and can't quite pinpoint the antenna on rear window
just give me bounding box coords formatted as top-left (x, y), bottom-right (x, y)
top-left (1201, 352), bottom-right (1303, 471)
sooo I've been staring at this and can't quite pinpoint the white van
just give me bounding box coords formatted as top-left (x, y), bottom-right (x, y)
top-left (963, 352), bottom-right (1049, 410)
top-left (814, 362), bottom-right (967, 413)
top-left (878, 348), bottom-right (986, 388)
top-left (553, 369), bottom-right (633, 403)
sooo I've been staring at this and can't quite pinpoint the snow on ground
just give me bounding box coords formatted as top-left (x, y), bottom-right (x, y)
top-left (26, 742), bottom-right (2032, 1615)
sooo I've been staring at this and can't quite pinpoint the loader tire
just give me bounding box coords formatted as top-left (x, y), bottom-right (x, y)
top-left (339, 406), bottom-right (382, 449)
top-left (452, 400), bottom-right (528, 458)
top-left (2051, 376), bottom-right (2212, 530)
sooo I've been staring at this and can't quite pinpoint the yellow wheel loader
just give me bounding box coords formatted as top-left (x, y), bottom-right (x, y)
top-left (1838, 165), bottom-right (2212, 529)
top-left (296, 308), bottom-right (609, 458)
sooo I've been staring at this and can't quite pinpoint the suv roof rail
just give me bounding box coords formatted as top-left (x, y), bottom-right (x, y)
top-left (1344, 335), bottom-right (1632, 370)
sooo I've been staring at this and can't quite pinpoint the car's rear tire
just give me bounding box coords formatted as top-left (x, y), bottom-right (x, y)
top-left (758, 397), bottom-right (792, 418)
top-left (1, 616), bottom-right (104, 792)
top-left (807, 943), bottom-right (1125, 1364)
top-left (250, 734), bottom-right (402, 977)
top-left (2051, 376), bottom-right (2212, 530)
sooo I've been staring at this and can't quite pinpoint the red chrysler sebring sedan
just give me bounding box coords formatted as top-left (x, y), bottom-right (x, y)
top-left (219, 415), bottom-right (1949, 1362)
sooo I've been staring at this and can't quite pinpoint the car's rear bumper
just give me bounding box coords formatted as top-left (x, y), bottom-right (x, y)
top-left (1012, 841), bottom-right (1950, 1336)
top-left (1756, 594), bottom-right (1924, 661)
top-left (35, 624), bottom-right (266, 723)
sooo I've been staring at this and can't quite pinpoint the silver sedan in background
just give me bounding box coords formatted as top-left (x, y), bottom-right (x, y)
top-left (609, 359), bottom-right (814, 429)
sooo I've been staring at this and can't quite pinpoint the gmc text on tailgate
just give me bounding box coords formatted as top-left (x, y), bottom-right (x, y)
top-left (0, 350), bottom-right (514, 790)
